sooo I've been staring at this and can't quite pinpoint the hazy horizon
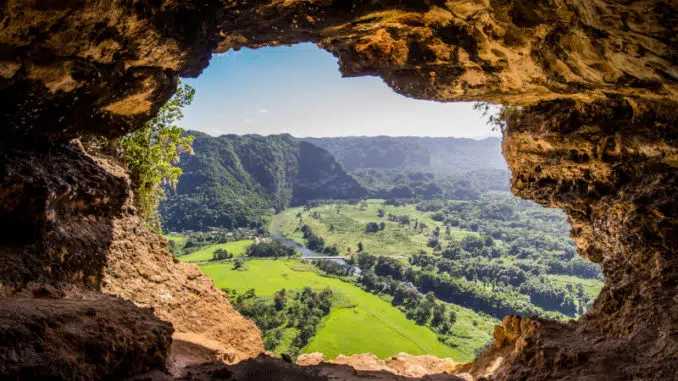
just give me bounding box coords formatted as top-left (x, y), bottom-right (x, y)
top-left (189, 130), bottom-right (503, 141)
top-left (179, 43), bottom-right (500, 139)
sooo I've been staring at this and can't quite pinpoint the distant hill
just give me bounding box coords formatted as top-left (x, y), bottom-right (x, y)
top-left (302, 136), bottom-right (507, 173)
top-left (302, 136), bottom-right (509, 199)
top-left (159, 133), bottom-right (366, 231)
top-left (160, 134), bottom-right (511, 231)
top-left (350, 168), bottom-right (510, 200)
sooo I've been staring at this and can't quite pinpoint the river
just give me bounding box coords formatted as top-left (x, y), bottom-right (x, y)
top-left (270, 217), bottom-right (350, 267)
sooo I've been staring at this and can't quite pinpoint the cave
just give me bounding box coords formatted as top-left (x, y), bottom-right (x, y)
top-left (0, 1), bottom-right (676, 380)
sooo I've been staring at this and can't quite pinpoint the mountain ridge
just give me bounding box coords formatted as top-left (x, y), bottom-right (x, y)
top-left (159, 132), bottom-right (365, 231)
top-left (302, 136), bottom-right (507, 174)
top-left (160, 134), bottom-right (510, 231)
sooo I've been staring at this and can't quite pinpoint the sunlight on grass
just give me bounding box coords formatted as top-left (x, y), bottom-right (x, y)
top-left (179, 240), bottom-right (254, 263)
top-left (200, 259), bottom-right (495, 361)
top-left (274, 200), bottom-right (479, 256)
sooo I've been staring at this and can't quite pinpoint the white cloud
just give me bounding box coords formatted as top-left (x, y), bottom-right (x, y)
top-left (259, 108), bottom-right (269, 113)
top-left (243, 118), bottom-right (254, 123)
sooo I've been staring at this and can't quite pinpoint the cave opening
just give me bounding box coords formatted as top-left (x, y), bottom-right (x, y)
top-left (1, 1), bottom-right (675, 380)
top-left (157, 42), bottom-right (603, 365)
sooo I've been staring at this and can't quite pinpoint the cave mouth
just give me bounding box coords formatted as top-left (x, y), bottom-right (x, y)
top-left (1, 1), bottom-right (675, 379)
top-left (160, 43), bottom-right (604, 363)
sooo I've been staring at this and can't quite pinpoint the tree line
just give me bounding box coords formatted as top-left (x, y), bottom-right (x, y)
top-left (228, 286), bottom-right (333, 359)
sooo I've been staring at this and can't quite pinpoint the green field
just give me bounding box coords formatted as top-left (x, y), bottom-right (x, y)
top-left (179, 240), bottom-right (255, 263)
top-left (165, 233), bottom-right (189, 247)
top-left (273, 200), bottom-right (478, 256)
top-left (200, 259), bottom-right (496, 361)
top-left (547, 274), bottom-right (604, 299)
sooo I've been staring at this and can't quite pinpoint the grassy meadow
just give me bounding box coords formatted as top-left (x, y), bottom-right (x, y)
top-left (274, 200), bottom-right (479, 256)
top-left (178, 240), bottom-right (255, 263)
top-left (200, 259), bottom-right (496, 361)
top-left (165, 233), bottom-right (189, 248)
top-left (170, 199), bottom-right (600, 361)
top-left (548, 274), bottom-right (604, 299)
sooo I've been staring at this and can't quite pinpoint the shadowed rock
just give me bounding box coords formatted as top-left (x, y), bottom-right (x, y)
top-left (0, 1), bottom-right (676, 380)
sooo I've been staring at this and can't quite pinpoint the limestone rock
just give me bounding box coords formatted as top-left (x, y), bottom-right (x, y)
top-left (0, 289), bottom-right (172, 380)
top-left (0, 1), bottom-right (676, 380)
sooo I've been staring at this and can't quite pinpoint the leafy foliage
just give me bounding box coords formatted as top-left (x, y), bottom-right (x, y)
top-left (246, 240), bottom-right (297, 258)
top-left (120, 82), bottom-right (195, 231)
top-left (473, 103), bottom-right (522, 134)
top-left (159, 134), bottom-right (365, 231)
top-left (230, 286), bottom-right (333, 358)
top-left (212, 248), bottom-right (233, 261)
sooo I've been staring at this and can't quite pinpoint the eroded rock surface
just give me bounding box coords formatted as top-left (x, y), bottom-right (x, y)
top-left (297, 352), bottom-right (461, 378)
top-left (1, 1), bottom-right (676, 139)
top-left (0, 0), bottom-right (676, 380)
top-left (463, 100), bottom-right (678, 380)
top-left (0, 142), bottom-right (263, 378)
top-left (155, 355), bottom-right (465, 381)
top-left (103, 209), bottom-right (263, 364)
top-left (0, 288), bottom-right (172, 380)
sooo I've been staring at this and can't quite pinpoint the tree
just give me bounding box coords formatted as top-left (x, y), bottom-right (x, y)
top-left (365, 222), bottom-right (380, 233)
top-left (212, 248), bottom-right (232, 261)
top-left (414, 306), bottom-right (432, 325)
top-left (448, 310), bottom-right (457, 325)
top-left (432, 304), bottom-right (446, 327)
top-left (119, 82), bottom-right (195, 232)
top-left (233, 258), bottom-right (245, 270)
top-left (473, 102), bottom-right (522, 134)
top-left (247, 241), bottom-right (296, 258)
top-left (356, 253), bottom-right (377, 270)
top-left (274, 289), bottom-right (287, 311)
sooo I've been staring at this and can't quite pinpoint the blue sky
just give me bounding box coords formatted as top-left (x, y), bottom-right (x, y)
top-left (180, 43), bottom-right (499, 139)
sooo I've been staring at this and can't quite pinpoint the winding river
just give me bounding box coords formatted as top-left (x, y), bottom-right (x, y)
top-left (269, 216), bottom-right (349, 266)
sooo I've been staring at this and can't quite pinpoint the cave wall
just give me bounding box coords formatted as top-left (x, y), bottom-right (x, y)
top-left (0, 140), bottom-right (264, 375)
top-left (0, 0), bottom-right (676, 380)
top-left (1, 0), bottom-right (676, 141)
top-left (463, 99), bottom-right (678, 380)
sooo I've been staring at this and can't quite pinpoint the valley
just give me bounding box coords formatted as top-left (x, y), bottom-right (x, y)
top-left (199, 259), bottom-right (495, 361)
top-left (167, 195), bottom-right (602, 364)
top-left (162, 134), bottom-right (602, 365)
top-left (4, 4), bottom-right (674, 379)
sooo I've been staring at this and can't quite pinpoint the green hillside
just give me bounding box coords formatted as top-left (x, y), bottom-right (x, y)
top-left (159, 133), bottom-right (365, 231)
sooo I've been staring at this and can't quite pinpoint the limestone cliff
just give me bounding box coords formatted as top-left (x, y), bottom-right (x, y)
top-left (1, 0), bottom-right (675, 141)
top-left (0, 141), bottom-right (264, 379)
top-left (0, 1), bottom-right (676, 380)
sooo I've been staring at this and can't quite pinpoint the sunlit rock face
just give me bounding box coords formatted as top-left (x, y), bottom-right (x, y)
top-left (220, 0), bottom-right (678, 105)
top-left (1, 1), bottom-right (676, 139)
top-left (0, 0), bottom-right (676, 380)
top-left (466, 100), bottom-right (678, 380)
